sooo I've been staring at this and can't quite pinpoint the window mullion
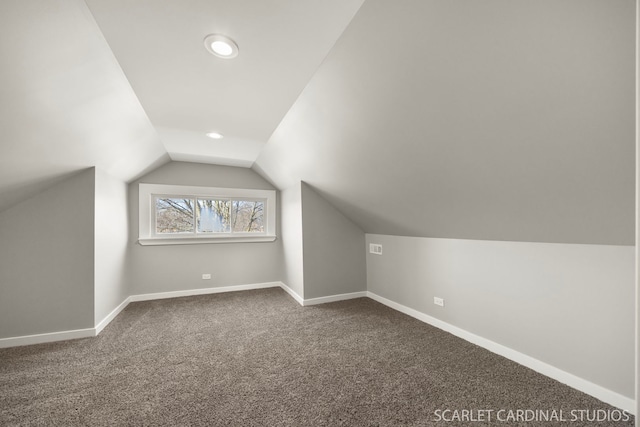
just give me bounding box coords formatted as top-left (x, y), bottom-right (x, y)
top-left (193, 198), bottom-right (197, 235)
top-left (230, 200), bottom-right (235, 234)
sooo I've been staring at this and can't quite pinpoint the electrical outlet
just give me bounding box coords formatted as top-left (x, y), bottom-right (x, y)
top-left (369, 243), bottom-right (383, 255)
top-left (433, 297), bottom-right (444, 307)
top-left (202, 274), bottom-right (212, 280)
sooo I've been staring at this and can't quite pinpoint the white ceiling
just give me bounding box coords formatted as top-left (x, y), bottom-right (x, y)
top-left (84, 0), bottom-right (365, 167)
top-left (0, 0), bottom-right (635, 244)
top-left (255, 0), bottom-right (636, 245)
top-left (0, 0), bottom-right (168, 211)
top-left (0, 0), bottom-right (363, 211)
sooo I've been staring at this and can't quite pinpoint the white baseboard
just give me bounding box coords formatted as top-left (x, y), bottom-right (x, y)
top-left (366, 291), bottom-right (635, 415)
top-left (303, 291), bottom-right (367, 306)
top-left (278, 282), bottom-right (304, 306)
top-left (0, 282), bottom-right (284, 349)
top-left (276, 283), bottom-right (366, 307)
top-left (0, 327), bottom-right (95, 349)
top-left (0, 285), bottom-right (361, 349)
top-left (5, 284), bottom-right (631, 415)
top-left (129, 281), bottom-right (282, 302)
top-left (95, 297), bottom-right (131, 335)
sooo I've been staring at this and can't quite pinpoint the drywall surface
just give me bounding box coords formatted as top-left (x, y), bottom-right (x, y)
top-left (635, 2), bottom-right (639, 420)
top-left (94, 168), bottom-right (129, 324)
top-left (366, 234), bottom-right (635, 398)
top-left (255, 0), bottom-right (635, 245)
top-left (280, 182), bottom-right (304, 298)
top-left (301, 182), bottom-right (366, 298)
top-left (0, 0), bottom-right (167, 213)
top-left (128, 162), bottom-right (283, 294)
top-left (0, 169), bottom-right (95, 338)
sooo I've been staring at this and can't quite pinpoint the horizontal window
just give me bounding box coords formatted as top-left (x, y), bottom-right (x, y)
top-left (139, 184), bottom-right (276, 245)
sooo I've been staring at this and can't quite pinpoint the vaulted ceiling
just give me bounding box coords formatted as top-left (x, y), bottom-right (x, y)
top-left (255, 0), bottom-right (636, 244)
top-left (84, 0), bottom-right (365, 167)
top-left (0, 0), bottom-right (635, 244)
top-left (0, 0), bottom-right (363, 211)
top-left (0, 0), bottom-right (167, 211)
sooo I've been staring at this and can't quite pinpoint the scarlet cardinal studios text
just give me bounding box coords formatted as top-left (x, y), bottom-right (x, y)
top-left (432, 409), bottom-right (631, 423)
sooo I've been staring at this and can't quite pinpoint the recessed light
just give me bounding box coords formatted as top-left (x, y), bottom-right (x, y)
top-left (204, 34), bottom-right (239, 59)
top-left (206, 132), bottom-right (224, 139)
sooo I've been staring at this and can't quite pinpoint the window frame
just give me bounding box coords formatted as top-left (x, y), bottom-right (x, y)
top-left (138, 183), bottom-right (276, 246)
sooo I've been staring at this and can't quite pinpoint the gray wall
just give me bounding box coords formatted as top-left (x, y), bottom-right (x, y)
top-left (279, 182), bottom-right (305, 298)
top-left (128, 162), bottom-right (283, 295)
top-left (636, 2), bottom-right (639, 417)
top-left (255, 0), bottom-right (635, 246)
top-left (94, 168), bottom-right (129, 324)
top-left (366, 233), bottom-right (635, 398)
top-left (0, 169), bottom-right (95, 338)
top-left (301, 182), bottom-right (366, 299)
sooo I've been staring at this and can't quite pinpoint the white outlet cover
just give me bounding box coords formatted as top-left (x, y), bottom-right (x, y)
top-left (434, 297), bottom-right (444, 307)
top-left (369, 243), bottom-right (383, 255)
top-left (202, 274), bottom-right (212, 280)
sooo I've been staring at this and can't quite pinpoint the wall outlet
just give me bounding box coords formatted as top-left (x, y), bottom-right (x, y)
top-left (433, 297), bottom-right (444, 307)
top-left (369, 243), bottom-right (383, 255)
top-left (202, 274), bottom-right (212, 280)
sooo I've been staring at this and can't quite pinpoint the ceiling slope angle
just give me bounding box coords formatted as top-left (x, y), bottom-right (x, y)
top-left (0, 0), bottom-right (168, 212)
top-left (84, 0), bottom-right (366, 168)
top-left (254, 0), bottom-right (636, 245)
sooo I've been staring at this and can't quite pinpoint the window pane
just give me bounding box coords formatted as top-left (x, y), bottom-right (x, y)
top-left (156, 198), bottom-right (194, 234)
top-left (232, 201), bottom-right (264, 233)
top-left (197, 199), bottom-right (230, 233)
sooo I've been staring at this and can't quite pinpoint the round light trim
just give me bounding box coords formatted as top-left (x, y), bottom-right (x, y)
top-left (204, 34), bottom-right (239, 59)
top-left (211, 41), bottom-right (233, 56)
top-left (206, 132), bottom-right (224, 139)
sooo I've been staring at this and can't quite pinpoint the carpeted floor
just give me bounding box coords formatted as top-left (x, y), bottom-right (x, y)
top-left (0, 288), bottom-right (634, 426)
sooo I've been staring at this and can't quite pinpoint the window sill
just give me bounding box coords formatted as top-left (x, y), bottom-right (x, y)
top-left (138, 236), bottom-right (277, 246)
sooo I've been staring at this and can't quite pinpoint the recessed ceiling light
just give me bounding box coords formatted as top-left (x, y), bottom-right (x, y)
top-left (206, 132), bottom-right (224, 139)
top-left (204, 34), bottom-right (239, 59)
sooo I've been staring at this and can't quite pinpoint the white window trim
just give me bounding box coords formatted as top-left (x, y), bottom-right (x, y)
top-left (138, 183), bottom-right (276, 246)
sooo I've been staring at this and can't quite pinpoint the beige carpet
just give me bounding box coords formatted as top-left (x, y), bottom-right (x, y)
top-left (0, 288), bottom-right (633, 426)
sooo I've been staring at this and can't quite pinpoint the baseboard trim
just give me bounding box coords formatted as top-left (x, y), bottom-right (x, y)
top-left (0, 282), bottom-right (285, 348)
top-left (0, 327), bottom-right (95, 349)
top-left (129, 282), bottom-right (282, 302)
top-left (366, 291), bottom-right (635, 415)
top-left (303, 291), bottom-right (367, 306)
top-left (278, 282), bottom-right (304, 306)
top-left (276, 283), bottom-right (366, 307)
top-left (95, 297), bottom-right (131, 335)
top-left (5, 285), bottom-right (631, 414)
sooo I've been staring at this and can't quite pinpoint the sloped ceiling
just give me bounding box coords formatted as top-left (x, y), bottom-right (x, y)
top-left (0, 0), bottom-right (364, 212)
top-left (0, 0), bottom-right (167, 212)
top-left (255, 0), bottom-right (636, 245)
top-left (0, 0), bottom-right (634, 245)
top-left (84, 0), bottom-right (365, 167)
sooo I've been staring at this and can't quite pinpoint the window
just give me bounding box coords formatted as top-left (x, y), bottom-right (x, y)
top-left (139, 184), bottom-right (276, 245)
